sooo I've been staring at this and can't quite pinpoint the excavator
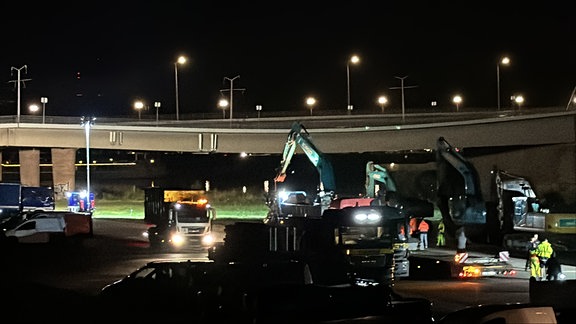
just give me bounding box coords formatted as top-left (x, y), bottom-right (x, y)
top-left (265, 121), bottom-right (428, 279)
top-left (210, 121), bottom-right (408, 286)
top-left (435, 136), bottom-right (576, 258)
top-left (268, 121), bottom-right (335, 222)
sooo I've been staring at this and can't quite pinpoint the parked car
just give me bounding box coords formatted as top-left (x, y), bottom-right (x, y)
top-left (437, 303), bottom-right (558, 324)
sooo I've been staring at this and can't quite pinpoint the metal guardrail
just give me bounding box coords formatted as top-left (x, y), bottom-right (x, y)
top-left (0, 106), bottom-right (570, 129)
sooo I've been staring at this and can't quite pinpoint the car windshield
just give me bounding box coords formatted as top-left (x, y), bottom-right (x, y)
top-left (338, 226), bottom-right (394, 247)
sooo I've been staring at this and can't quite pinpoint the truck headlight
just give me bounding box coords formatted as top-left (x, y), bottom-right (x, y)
top-left (202, 233), bottom-right (215, 246)
top-left (171, 233), bottom-right (185, 246)
top-left (354, 211), bottom-right (382, 224)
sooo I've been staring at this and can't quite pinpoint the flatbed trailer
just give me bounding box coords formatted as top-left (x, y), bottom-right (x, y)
top-left (451, 252), bottom-right (516, 278)
top-left (409, 248), bottom-right (516, 279)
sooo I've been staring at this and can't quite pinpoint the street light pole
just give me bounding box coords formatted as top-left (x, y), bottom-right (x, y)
top-left (174, 56), bottom-right (186, 121)
top-left (256, 105), bottom-right (262, 119)
top-left (306, 97), bottom-right (316, 116)
top-left (41, 97), bottom-right (47, 124)
top-left (346, 55), bottom-right (359, 113)
top-left (218, 99), bottom-right (229, 119)
top-left (134, 101), bottom-right (144, 120)
top-left (452, 95), bottom-right (463, 112)
top-left (377, 96), bottom-right (388, 113)
top-left (223, 75), bottom-right (242, 120)
top-left (81, 116), bottom-right (96, 202)
top-left (497, 56), bottom-right (510, 110)
top-left (154, 101), bottom-right (161, 126)
top-left (390, 76), bottom-right (417, 122)
top-left (10, 65), bottom-right (30, 125)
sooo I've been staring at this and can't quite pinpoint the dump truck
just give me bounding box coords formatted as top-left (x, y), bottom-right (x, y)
top-left (143, 187), bottom-right (216, 248)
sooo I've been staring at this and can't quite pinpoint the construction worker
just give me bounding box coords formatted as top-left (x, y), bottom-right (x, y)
top-left (529, 238), bottom-right (542, 279)
top-left (436, 220), bottom-right (445, 247)
top-left (525, 234), bottom-right (540, 271)
top-left (409, 217), bottom-right (418, 236)
top-left (536, 237), bottom-right (554, 279)
top-left (417, 218), bottom-right (429, 249)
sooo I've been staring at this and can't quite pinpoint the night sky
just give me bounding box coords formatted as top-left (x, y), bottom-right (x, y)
top-left (1, 2), bottom-right (574, 118)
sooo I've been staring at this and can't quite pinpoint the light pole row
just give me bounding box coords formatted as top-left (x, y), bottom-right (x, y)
top-left (133, 100), bottom-right (162, 125)
top-left (11, 54), bottom-right (516, 123)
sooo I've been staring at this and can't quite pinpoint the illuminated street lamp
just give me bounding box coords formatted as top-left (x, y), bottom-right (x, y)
top-left (377, 96), bottom-right (388, 113)
top-left (452, 95), bottom-right (463, 112)
top-left (134, 100), bottom-right (145, 120)
top-left (80, 116), bottom-right (96, 204)
top-left (306, 96), bottom-right (316, 116)
top-left (346, 55), bottom-right (360, 112)
top-left (218, 99), bottom-right (229, 119)
top-left (174, 55), bottom-right (187, 121)
top-left (512, 95), bottom-right (524, 109)
top-left (256, 105), bottom-right (262, 119)
top-left (29, 104), bottom-right (40, 120)
top-left (40, 97), bottom-right (47, 124)
top-left (154, 101), bottom-right (161, 126)
top-left (496, 56), bottom-right (510, 110)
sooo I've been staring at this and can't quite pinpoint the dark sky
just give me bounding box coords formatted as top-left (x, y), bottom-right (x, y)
top-left (1, 2), bottom-right (574, 118)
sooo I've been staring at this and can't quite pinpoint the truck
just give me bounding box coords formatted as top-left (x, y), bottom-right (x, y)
top-left (210, 204), bottom-right (406, 286)
top-left (0, 183), bottom-right (55, 222)
top-left (435, 136), bottom-right (576, 260)
top-left (0, 183), bottom-right (22, 220)
top-left (143, 187), bottom-right (216, 248)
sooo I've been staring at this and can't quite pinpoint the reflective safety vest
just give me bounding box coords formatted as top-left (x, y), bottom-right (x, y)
top-left (536, 241), bottom-right (553, 259)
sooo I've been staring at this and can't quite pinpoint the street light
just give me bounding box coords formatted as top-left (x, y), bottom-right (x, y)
top-left (29, 104), bottom-right (40, 119)
top-left (81, 116), bottom-right (96, 205)
top-left (40, 97), bottom-right (47, 124)
top-left (223, 75), bottom-right (242, 120)
top-left (174, 55), bottom-right (186, 121)
top-left (154, 101), bottom-right (161, 126)
top-left (452, 95), bottom-right (463, 112)
top-left (10, 65), bottom-right (29, 125)
top-left (256, 105), bottom-right (262, 119)
top-left (218, 99), bottom-right (229, 119)
top-left (306, 97), bottom-right (316, 116)
top-left (346, 55), bottom-right (360, 112)
top-left (377, 96), bottom-right (388, 113)
top-left (512, 95), bottom-right (524, 109)
top-left (496, 56), bottom-right (510, 110)
top-left (134, 100), bottom-right (144, 120)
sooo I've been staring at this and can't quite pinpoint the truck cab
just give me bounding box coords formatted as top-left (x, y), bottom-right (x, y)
top-left (144, 188), bottom-right (216, 248)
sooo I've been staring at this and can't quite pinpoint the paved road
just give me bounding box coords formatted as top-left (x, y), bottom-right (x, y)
top-left (93, 217), bottom-right (576, 281)
top-left (3, 217), bottom-right (573, 323)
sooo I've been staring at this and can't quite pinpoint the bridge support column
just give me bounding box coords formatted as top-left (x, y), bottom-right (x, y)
top-left (19, 149), bottom-right (40, 186)
top-left (51, 148), bottom-right (77, 200)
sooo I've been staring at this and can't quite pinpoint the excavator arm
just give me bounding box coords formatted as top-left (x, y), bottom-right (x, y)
top-left (436, 137), bottom-right (487, 245)
top-left (275, 122), bottom-right (336, 193)
top-left (365, 161), bottom-right (398, 198)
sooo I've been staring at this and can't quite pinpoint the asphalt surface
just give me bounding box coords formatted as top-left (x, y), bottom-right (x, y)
top-left (93, 217), bottom-right (576, 281)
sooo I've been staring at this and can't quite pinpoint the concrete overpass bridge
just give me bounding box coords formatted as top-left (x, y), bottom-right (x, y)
top-left (1, 108), bottom-right (575, 202)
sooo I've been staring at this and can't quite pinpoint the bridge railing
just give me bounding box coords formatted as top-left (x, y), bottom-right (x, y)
top-left (0, 106), bottom-right (570, 128)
